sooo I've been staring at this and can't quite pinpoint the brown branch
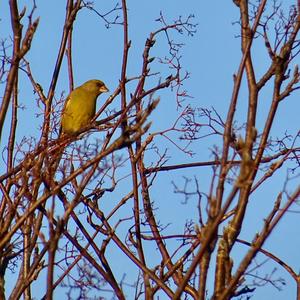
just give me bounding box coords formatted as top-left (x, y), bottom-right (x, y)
top-left (0, 0), bottom-right (39, 142)
top-left (219, 187), bottom-right (300, 299)
top-left (0, 111), bottom-right (153, 252)
top-left (42, 0), bottom-right (81, 143)
top-left (85, 200), bottom-right (175, 298)
top-left (145, 147), bottom-right (291, 175)
top-left (120, 0), bottom-right (130, 133)
top-left (173, 2), bottom-right (268, 299)
top-left (7, 77), bottom-right (18, 172)
top-left (66, 27), bottom-right (74, 91)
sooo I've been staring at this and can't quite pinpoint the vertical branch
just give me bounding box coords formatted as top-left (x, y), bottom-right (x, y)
top-left (120, 0), bottom-right (130, 132)
top-left (242, 7), bottom-right (258, 137)
top-left (0, 0), bottom-right (22, 142)
top-left (0, 0), bottom-right (39, 141)
top-left (66, 28), bottom-right (74, 91)
top-left (128, 151), bottom-right (150, 296)
top-left (45, 215), bottom-right (62, 300)
top-left (7, 78), bottom-right (18, 171)
top-left (131, 32), bottom-right (154, 300)
top-left (120, 0), bottom-right (152, 296)
top-left (22, 222), bottom-right (32, 300)
top-left (42, 0), bottom-right (81, 142)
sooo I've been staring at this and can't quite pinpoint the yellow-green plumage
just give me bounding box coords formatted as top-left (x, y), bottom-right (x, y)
top-left (61, 79), bottom-right (108, 135)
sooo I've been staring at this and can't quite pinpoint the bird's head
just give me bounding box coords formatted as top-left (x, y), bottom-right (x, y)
top-left (81, 79), bottom-right (109, 95)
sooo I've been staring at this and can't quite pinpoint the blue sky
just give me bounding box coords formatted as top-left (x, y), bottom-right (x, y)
top-left (1, 1), bottom-right (299, 299)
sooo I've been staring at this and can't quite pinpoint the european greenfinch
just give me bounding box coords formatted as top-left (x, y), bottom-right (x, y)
top-left (60, 79), bottom-right (109, 135)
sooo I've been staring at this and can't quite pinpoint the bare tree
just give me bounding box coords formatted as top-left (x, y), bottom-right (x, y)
top-left (0, 0), bottom-right (300, 299)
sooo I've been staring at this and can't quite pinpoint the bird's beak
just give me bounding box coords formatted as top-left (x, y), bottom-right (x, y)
top-left (99, 85), bottom-right (109, 93)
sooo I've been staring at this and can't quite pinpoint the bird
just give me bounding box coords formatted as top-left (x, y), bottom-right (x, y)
top-left (60, 79), bottom-right (109, 135)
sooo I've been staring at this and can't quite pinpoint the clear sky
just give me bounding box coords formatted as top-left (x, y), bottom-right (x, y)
top-left (0, 1), bottom-right (299, 299)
